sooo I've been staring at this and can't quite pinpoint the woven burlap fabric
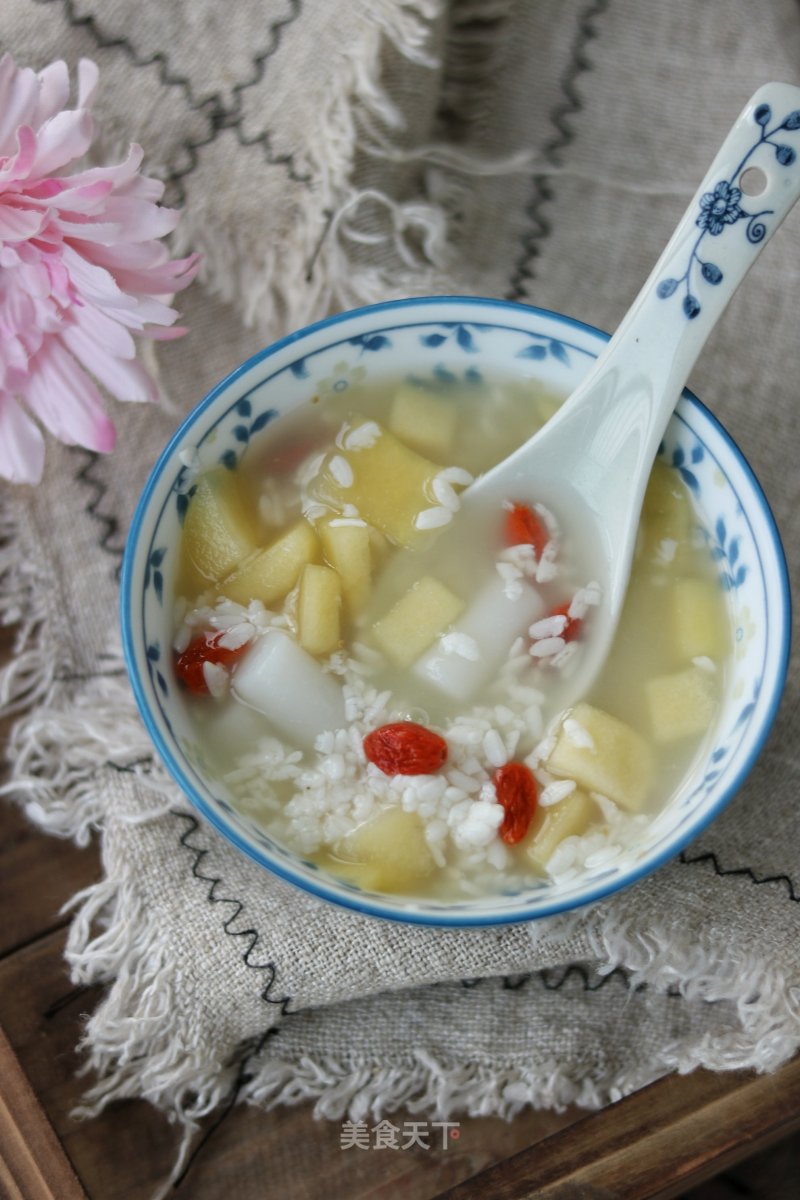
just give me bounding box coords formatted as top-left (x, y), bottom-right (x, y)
top-left (2, 0), bottom-right (799, 1155)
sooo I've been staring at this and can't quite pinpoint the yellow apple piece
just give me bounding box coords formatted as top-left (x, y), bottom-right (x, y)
top-left (388, 384), bottom-right (457, 459)
top-left (525, 789), bottom-right (596, 873)
top-left (319, 519), bottom-right (371, 613)
top-left (180, 467), bottom-right (258, 589)
top-left (640, 461), bottom-right (692, 564)
top-left (547, 703), bottom-right (653, 813)
top-left (313, 418), bottom-right (445, 547)
top-left (338, 808), bottom-right (435, 894)
top-left (372, 576), bottom-right (465, 668)
top-left (645, 665), bottom-right (717, 742)
top-left (670, 577), bottom-right (727, 661)
top-left (222, 519), bottom-right (319, 605)
top-left (297, 564), bottom-right (342, 657)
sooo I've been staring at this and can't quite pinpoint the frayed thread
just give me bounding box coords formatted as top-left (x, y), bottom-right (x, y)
top-left (585, 910), bottom-right (800, 1076)
top-left (243, 1045), bottom-right (665, 1123)
top-left (0, 495), bottom-right (63, 717)
top-left (1, 635), bottom-right (176, 845)
top-left (170, 0), bottom-right (458, 336)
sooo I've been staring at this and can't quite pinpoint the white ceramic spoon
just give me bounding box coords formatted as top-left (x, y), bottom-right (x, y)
top-left (451, 81), bottom-right (800, 702)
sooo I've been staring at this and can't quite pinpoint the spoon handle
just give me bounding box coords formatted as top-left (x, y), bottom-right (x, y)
top-left (565, 81), bottom-right (800, 437)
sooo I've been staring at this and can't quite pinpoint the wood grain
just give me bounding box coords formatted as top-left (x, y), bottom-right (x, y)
top-left (0, 1024), bottom-right (87, 1200)
top-left (435, 1057), bottom-right (800, 1200)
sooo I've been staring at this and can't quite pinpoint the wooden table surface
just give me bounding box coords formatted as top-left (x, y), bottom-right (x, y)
top-left (2, 619), bottom-right (799, 1200)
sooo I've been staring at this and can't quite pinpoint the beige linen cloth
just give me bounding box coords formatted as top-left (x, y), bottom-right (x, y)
top-left (2, 0), bottom-right (800, 1176)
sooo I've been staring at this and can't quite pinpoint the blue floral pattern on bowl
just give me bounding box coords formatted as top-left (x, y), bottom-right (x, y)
top-left (121, 297), bottom-right (790, 927)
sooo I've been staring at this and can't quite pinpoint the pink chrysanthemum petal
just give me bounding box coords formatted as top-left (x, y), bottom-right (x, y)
top-left (24, 340), bottom-right (116, 452)
top-left (32, 109), bottom-right (95, 176)
top-left (77, 58), bottom-right (99, 109)
top-left (30, 60), bottom-right (71, 128)
top-left (0, 58), bottom-right (41, 151)
top-left (0, 202), bottom-right (45, 241)
top-left (65, 144), bottom-right (146, 193)
top-left (0, 53), bottom-right (196, 484)
top-left (62, 321), bottom-right (158, 403)
top-left (0, 125), bottom-right (38, 183)
top-left (71, 301), bottom-right (137, 361)
top-left (0, 391), bottom-right (46, 484)
top-left (141, 324), bottom-right (190, 341)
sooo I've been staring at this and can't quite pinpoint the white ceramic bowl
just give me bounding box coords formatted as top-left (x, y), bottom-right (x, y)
top-left (120, 297), bottom-right (791, 926)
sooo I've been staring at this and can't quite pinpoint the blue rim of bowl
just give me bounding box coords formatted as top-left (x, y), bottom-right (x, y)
top-left (120, 296), bottom-right (793, 927)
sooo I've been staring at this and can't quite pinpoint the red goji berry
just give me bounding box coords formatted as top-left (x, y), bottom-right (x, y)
top-left (363, 722), bottom-right (448, 776)
top-left (504, 503), bottom-right (550, 558)
top-left (265, 432), bottom-right (330, 477)
top-left (174, 632), bottom-right (251, 695)
top-left (493, 762), bottom-right (538, 845)
top-left (549, 601), bottom-right (583, 643)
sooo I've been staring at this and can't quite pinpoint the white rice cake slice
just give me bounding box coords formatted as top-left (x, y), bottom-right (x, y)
top-left (389, 384), bottom-right (457, 459)
top-left (337, 808), bottom-right (435, 894)
top-left (525, 788), bottom-right (596, 873)
top-left (547, 703), bottom-right (653, 813)
top-left (297, 564), bottom-right (342, 657)
top-left (414, 575), bottom-right (544, 701)
top-left (222, 519), bottom-right (319, 606)
top-left (670, 577), bottom-right (727, 661)
top-left (372, 576), bottom-right (465, 668)
top-left (232, 630), bottom-right (345, 750)
top-left (645, 665), bottom-right (717, 743)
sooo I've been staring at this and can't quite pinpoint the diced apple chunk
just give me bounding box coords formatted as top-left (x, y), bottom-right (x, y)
top-left (319, 519), bottom-right (371, 613)
top-left (368, 526), bottom-right (390, 567)
top-left (525, 789), bottom-right (596, 873)
top-left (372, 576), bottom-right (465, 668)
top-left (222, 519), bottom-right (319, 605)
top-left (313, 418), bottom-right (445, 547)
top-left (547, 703), bottom-right (653, 813)
top-left (671, 577), bottom-right (727, 660)
top-left (640, 462), bottom-right (691, 563)
top-left (645, 666), bottom-right (717, 742)
top-left (180, 468), bottom-right (258, 589)
top-left (297, 564), bottom-right (342, 657)
top-left (389, 384), bottom-right (457, 459)
top-left (338, 808), bottom-right (435, 893)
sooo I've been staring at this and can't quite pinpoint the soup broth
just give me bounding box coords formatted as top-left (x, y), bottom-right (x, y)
top-left (172, 374), bottom-right (730, 900)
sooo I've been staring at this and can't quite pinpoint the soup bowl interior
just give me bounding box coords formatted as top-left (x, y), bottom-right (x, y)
top-left (121, 297), bottom-right (790, 926)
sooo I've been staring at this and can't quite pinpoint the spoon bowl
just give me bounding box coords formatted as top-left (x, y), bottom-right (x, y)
top-left (459, 80), bottom-right (800, 702)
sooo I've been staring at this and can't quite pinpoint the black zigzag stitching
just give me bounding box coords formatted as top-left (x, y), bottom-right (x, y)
top-left (35, 0), bottom-right (312, 200)
top-left (461, 963), bottom-right (637, 993)
top-left (174, 810), bottom-right (295, 1019)
top-left (33, 0), bottom-right (227, 114)
top-left (679, 849), bottom-right (800, 903)
top-left (72, 449), bottom-right (126, 577)
top-left (506, 0), bottom-right (610, 303)
top-left (230, 0), bottom-right (303, 114)
top-left (538, 964), bottom-right (640, 992)
top-left (168, 810), bottom-right (294, 1186)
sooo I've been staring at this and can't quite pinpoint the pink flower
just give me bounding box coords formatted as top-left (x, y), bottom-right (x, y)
top-left (0, 54), bottom-right (198, 484)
